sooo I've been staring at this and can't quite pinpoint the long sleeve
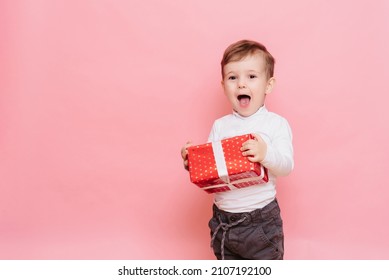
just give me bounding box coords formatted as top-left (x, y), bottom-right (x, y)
top-left (261, 118), bottom-right (294, 177)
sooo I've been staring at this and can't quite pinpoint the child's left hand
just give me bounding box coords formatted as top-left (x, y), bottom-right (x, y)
top-left (240, 134), bottom-right (267, 163)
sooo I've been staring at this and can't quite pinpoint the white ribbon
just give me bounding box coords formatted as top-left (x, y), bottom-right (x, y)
top-left (202, 167), bottom-right (266, 191)
top-left (211, 140), bottom-right (230, 185)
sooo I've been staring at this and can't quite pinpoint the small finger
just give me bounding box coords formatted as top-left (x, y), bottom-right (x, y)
top-left (241, 142), bottom-right (249, 151)
top-left (242, 149), bottom-right (253, 156)
top-left (247, 155), bottom-right (258, 162)
top-left (181, 141), bottom-right (192, 158)
top-left (184, 160), bottom-right (189, 170)
top-left (181, 147), bottom-right (186, 158)
top-left (241, 141), bottom-right (254, 151)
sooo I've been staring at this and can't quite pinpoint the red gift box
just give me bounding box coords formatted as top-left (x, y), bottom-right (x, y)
top-left (187, 134), bottom-right (268, 193)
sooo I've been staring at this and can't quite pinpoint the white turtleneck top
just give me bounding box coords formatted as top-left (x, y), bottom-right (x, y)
top-left (208, 106), bottom-right (294, 213)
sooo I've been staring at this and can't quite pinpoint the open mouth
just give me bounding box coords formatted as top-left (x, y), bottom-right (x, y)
top-left (237, 94), bottom-right (251, 107)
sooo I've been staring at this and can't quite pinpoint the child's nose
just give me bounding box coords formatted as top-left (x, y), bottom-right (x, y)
top-left (238, 79), bottom-right (246, 88)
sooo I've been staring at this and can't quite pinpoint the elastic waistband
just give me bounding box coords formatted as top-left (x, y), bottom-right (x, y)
top-left (212, 199), bottom-right (280, 225)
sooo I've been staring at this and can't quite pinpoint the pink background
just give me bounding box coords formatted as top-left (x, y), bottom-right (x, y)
top-left (1, 0), bottom-right (389, 259)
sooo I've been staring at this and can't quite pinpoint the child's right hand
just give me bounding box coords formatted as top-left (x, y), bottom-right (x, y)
top-left (181, 141), bottom-right (193, 171)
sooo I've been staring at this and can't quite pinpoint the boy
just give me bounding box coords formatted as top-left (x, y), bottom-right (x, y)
top-left (181, 40), bottom-right (294, 260)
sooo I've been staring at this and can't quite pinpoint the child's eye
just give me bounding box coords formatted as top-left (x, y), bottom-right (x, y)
top-left (249, 75), bottom-right (257, 79)
top-left (228, 76), bottom-right (236, 80)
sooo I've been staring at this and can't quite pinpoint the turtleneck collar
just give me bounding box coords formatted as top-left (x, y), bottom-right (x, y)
top-left (232, 105), bottom-right (268, 120)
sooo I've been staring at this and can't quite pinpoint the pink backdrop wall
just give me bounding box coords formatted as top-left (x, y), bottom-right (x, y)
top-left (1, 0), bottom-right (389, 259)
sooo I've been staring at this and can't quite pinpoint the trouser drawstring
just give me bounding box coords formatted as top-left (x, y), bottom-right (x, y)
top-left (210, 215), bottom-right (248, 260)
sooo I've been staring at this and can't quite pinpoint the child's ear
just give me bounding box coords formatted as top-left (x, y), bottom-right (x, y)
top-left (265, 77), bottom-right (276, 94)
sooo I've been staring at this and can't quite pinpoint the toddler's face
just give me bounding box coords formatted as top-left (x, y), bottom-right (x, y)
top-left (222, 53), bottom-right (274, 117)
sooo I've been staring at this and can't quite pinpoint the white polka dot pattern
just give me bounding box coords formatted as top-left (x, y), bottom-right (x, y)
top-left (187, 134), bottom-right (268, 193)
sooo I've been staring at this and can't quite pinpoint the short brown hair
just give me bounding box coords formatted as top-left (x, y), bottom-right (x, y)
top-left (221, 39), bottom-right (275, 79)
